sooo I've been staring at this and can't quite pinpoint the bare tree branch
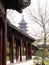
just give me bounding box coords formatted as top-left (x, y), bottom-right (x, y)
top-left (37, 0), bottom-right (46, 26)
top-left (28, 31), bottom-right (42, 39)
top-left (28, 9), bottom-right (43, 27)
top-left (46, 34), bottom-right (49, 38)
top-left (44, 0), bottom-right (49, 24)
top-left (46, 18), bottom-right (49, 24)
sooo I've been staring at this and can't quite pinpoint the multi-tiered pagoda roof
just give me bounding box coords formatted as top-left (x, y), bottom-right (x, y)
top-left (19, 14), bottom-right (28, 32)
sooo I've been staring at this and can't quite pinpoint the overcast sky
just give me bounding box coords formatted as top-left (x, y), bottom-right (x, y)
top-left (7, 0), bottom-right (49, 39)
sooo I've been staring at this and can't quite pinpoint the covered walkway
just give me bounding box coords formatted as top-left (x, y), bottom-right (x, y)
top-left (0, 9), bottom-right (38, 65)
top-left (0, 1), bottom-right (39, 65)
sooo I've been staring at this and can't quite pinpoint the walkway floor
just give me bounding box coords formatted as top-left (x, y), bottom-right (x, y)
top-left (7, 59), bottom-right (34, 65)
top-left (7, 56), bottom-right (34, 65)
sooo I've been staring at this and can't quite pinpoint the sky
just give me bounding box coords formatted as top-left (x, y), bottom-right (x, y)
top-left (7, 0), bottom-right (49, 39)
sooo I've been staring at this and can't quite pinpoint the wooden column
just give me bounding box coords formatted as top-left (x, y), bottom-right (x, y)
top-left (20, 38), bottom-right (22, 62)
top-left (26, 41), bottom-right (28, 60)
top-left (11, 34), bottom-right (14, 63)
top-left (29, 43), bottom-right (32, 59)
top-left (2, 17), bottom-right (7, 65)
top-left (0, 29), bottom-right (2, 65)
top-left (23, 45), bottom-right (24, 56)
top-left (9, 39), bottom-right (11, 63)
top-left (28, 44), bottom-right (30, 59)
top-left (16, 41), bottom-right (19, 61)
top-left (28, 43), bottom-right (32, 59)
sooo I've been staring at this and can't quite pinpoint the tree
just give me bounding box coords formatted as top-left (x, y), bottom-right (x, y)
top-left (35, 49), bottom-right (49, 58)
top-left (26, 0), bottom-right (49, 65)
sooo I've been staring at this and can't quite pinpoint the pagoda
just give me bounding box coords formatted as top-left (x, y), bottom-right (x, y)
top-left (19, 14), bottom-right (28, 32)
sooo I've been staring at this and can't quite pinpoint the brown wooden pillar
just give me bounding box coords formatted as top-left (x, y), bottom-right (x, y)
top-left (9, 39), bottom-right (11, 62)
top-left (2, 17), bottom-right (7, 65)
top-left (23, 44), bottom-right (24, 55)
top-left (26, 41), bottom-right (28, 60)
top-left (28, 43), bottom-right (32, 59)
top-left (11, 34), bottom-right (14, 63)
top-left (0, 29), bottom-right (2, 65)
top-left (16, 41), bottom-right (19, 61)
top-left (20, 38), bottom-right (22, 62)
top-left (30, 43), bottom-right (32, 59)
top-left (28, 44), bottom-right (30, 59)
